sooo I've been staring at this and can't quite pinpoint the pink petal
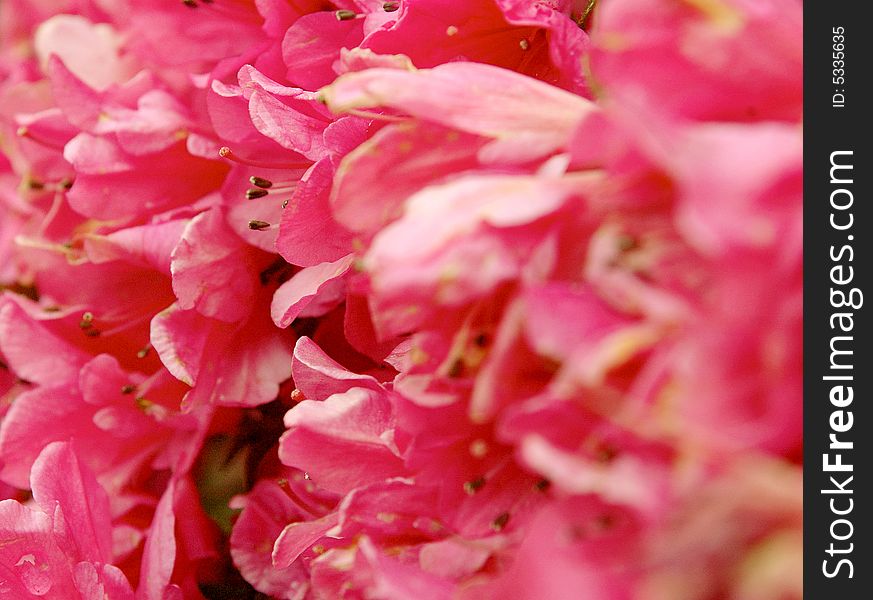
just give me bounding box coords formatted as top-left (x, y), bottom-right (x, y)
top-left (277, 158), bottom-right (355, 267)
top-left (323, 62), bottom-right (594, 161)
top-left (330, 122), bottom-right (486, 234)
top-left (279, 388), bottom-right (404, 494)
top-left (272, 512), bottom-right (339, 569)
top-left (248, 90), bottom-right (328, 161)
top-left (30, 441), bottom-right (113, 564)
top-left (0, 296), bottom-right (89, 385)
top-left (282, 11), bottom-right (365, 90)
top-left (271, 254), bottom-right (354, 328)
top-left (84, 220), bottom-right (188, 275)
top-left (290, 336), bottom-right (379, 401)
top-left (137, 481), bottom-right (176, 600)
top-left (74, 562), bottom-right (136, 600)
top-left (229, 479), bottom-right (310, 598)
top-left (171, 208), bottom-right (261, 323)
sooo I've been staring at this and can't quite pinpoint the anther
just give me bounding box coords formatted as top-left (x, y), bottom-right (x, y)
top-left (282, 199), bottom-right (289, 209)
top-left (447, 358), bottom-right (463, 378)
top-left (469, 439), bottom-right (489, 458)
top-left (383, 1), bottom-right (400, 11)
top-left (519, 39), bottom-right (530, 50)
top-left (249, 176), bottom-right (274, 189)
top-left (596, 444), bottom-right (618, 463)
top-left (248, 220), bottom-right (272, 231)
top-left (25, 177), bottom-right (44, 191)
top-left (59, 178), bottom-right (74, 190)
top-left (245, 188), bottom-right (269, 200)
top-left (463, 477), bottom-right (486, 495)
top-left (137, 344), bottom-right (151, 359)
top-left (121, 384), bottom-right (136, 395)
top-left (182, 0), bottom-right (197, 7)
top-left (446, 25), bottom-right (458, 36)
top-left (534, 479), bottom-right (551, 492)
top-left (79, 312), bottom-right (94, 329)
top-left (291, 388), bottom-right (306, 403)
top-left (491, 512), bottom-right (510, 531)
top-left (335, 9), bottom-right (356, 20)
top-left (135, 397), bottom-right (152, 410)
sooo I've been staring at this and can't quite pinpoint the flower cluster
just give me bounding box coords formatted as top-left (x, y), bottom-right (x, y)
top-left (1, 0), bottom-right (802, 598)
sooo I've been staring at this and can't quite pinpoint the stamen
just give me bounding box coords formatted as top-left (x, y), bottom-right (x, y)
top-left (383, 1), bottom-right (400, 11)
top-left (182, 0), bottom-right (197, 8)
top-left (137, 344), bottom-right (152, 359)
top-left (291, 388), bottom-right (306, 403)
top-left (491, 512), bottom-right (510, 531)
top-left (335, 9), bottom-right (356, 20)
top-left (121, 384), bottom-right (136, 395)
top-left (249, 176), bottom-right (273, 189)
top-left (577, 0), bottom-right (597, 29)
top-left (344, 108), bottom-right (409, 122)
top-left (519, 39), bottom-right (530, 50)
top-left (276, 478), bottom-right (323, 516)
top-left (16, 126), bottom-right (67, 151)
top-left (219, 146), bottom-right (310, 170)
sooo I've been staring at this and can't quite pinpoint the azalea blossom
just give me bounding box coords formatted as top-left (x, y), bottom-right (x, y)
top-left (1, 0), bottom-right (802, 598)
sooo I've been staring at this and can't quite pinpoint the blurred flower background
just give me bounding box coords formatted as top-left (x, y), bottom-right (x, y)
top-left (0, 0), bottom-right (802, 598)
